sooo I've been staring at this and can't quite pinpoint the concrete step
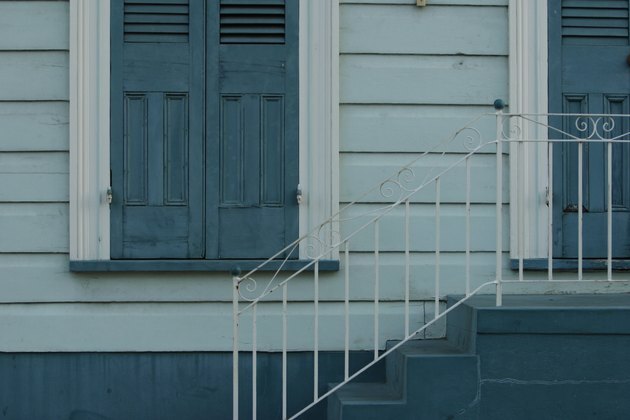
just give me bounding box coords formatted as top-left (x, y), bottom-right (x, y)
top-left (328, 340), bottom-right (480, 420)
top-left (328, 295), bottom-right (630, 419)
top-left (446, 294), bottom-right (630, 419)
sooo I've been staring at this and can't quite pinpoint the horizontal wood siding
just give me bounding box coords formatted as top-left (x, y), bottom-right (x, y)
top-left (7, 1), bottom-right (608, 353)
top-left (0, 102), bottom-right (69, 151)
top-left (340, 0), bottom-right (507, 4)
top-left (0, 1), bottom-right (69, 51)
top-left (341, 104), bottom-right (497, 153)
top-left (0, 152), bottom-right (68, 202)
top-left (340, 153), bottom-right (509, 203)
top-left (341, 55), bottom-right (508, 105)
top-left (340, 5), bottom-right (508, 55)
top-left (0, 52), bottom-right (69, 101)
top-left (339, 0), bottom-right (510, 305)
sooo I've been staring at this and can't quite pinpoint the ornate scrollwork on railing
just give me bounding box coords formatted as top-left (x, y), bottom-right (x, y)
top-left (236, 241), bottom-right (301, 302)
top-left (457, 126), bottom-right (483, 152)
top-left (379, 167), bottom-right (416, 201)
top-left (574, 116), bottom-right (615, 140)
top-left (502, 115), bottom-right (523, 140)
top-left (237, 275), bottom-right (262, 302)
top-left (304, 221), bottom-right (341, 260)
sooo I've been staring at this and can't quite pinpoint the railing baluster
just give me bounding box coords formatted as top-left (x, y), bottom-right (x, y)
top-left (282, 283), bottom-right (288, 420)
top-left (518, 139), bottom-right (524, 281)
top-left (344, 242), bottom-right (350, 381)
top-left (374, 221), bottom-right (380, 360)
top-left (252, 304), bottom-right (257, 420)
top-left (578, 141), bottom-right (583, 280)
top-left (465, 157), bottom-right (471, 296)
top-left (232, 275), bottom-right (239, 420)
top-left (607, 140), bottom-right (613, 281)
top-left (404, 199), bottom-right (410, 336)
top-left (313, 261), bottom-right (319, 401)
top-left (548, 141), bottom-right (554, 281)
top-left (435, 178), bottom-right (441, 319)
top-left (495, 111), bottom-right (503, 306)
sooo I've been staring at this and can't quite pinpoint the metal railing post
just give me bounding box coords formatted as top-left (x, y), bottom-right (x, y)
top-left (494, 100), bottom-right (504, 307)
top-left (232, 272), bottom-right (240, 420)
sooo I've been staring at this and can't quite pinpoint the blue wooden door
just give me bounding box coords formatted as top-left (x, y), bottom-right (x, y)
top-left (549, 0), bottom-right (630, 258)
top-left (110, 0), bottom-right (205, 258)
top-left (110, 0), bottom-right (298, 260)
top-left (206, 0), bottom-right (299, 259)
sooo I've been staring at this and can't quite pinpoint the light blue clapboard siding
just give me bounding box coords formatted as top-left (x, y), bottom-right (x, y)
top-left (0, 52), bottom-right (69, 101)
top-left (0, 0), bottom-right (514, 353)
top-left (340, 203), bottom-right (510, 252)
top-left (0, 1), bottom-right (69, 50)
top-left (340, 5), bottom-right (508, 55)
top-left (341, 55), bottom-right (508, 105)
top-left (341, 105), bottom-right (498, 153)
top-left (340, 153), bottom-right (509, 203)
top-left (0, 203), bottom-right (68, 253)
top-left (340, 0), bottom-right (507, 4)
top-left (337, 0), bottom-right (511, 322)
top-left (0, 152), bottom-right (68, 202)
top-left (0, 102), bottom-right (69, 152)
top-left (0, 254), bottom-right (233, 304)
top-left (0, 301), bottom-right (424, 352)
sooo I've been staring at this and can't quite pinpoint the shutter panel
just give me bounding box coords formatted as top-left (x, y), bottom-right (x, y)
top-left (208, 0), bottom-right (299, 258)
top-left (110, 0), bottom-right (204, 258)
top-left (562, 0), bottom-right (630, 45)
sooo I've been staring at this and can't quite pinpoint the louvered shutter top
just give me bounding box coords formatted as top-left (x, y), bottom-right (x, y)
top-left (562, 0), bottom-right (630, 45)
top-left (124, 0), bottom-right (189, 43)
top-left (220, 0), bottom-right (286, 44)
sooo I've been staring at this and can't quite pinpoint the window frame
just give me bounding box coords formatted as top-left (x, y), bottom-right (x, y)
top-left (69, 0), bottom-right (339, 266)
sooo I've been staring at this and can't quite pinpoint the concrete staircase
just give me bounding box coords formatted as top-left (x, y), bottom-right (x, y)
top-left (327, 294), bottom-right (630, 420)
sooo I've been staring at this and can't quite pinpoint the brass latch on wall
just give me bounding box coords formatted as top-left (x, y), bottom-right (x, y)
top-left (416, 0), bottom-right (427, 6)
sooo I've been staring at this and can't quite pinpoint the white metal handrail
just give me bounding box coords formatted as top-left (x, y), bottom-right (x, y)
top-left (232, 107), bottom-right (630, 419)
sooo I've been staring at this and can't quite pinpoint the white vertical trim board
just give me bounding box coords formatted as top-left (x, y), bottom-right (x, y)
top-left (70, 1), bottom-right (339, 262)
top-left (508, 0), bottom-right (549, 259)
top-left (69, 0), bottom-right (111, 261)
top-left (299, 0), bottom-right (340, 258)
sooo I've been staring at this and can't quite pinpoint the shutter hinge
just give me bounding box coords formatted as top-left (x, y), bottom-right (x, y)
top-left (296, 184), bottom-right (303, 205)
top-left (545, 187), bottom-right (550, 207)
top-left (106, 187), bottom-right (113, 205)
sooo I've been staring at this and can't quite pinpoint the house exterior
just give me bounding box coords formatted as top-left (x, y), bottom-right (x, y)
top-left (0, 0), bottom-right (629, 419)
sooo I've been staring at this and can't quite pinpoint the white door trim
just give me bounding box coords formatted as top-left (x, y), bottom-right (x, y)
top-left (508, 0), bottom-right (549, 259)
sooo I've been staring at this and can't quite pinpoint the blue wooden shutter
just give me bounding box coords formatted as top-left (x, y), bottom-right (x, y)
top-left (561, 0), bottom-right (629, 45)
top-left (550, 0), bottom-right (630, 258)
top-left (110, 0), bottom-right (205, 258)
top-left (206, 0), bottom-right (299, 258)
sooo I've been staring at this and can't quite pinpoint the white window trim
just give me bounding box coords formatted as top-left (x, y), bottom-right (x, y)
top-left (69, 0), bottom-right (339, 261)
top-left (508, 0), bottom-right (549, 259)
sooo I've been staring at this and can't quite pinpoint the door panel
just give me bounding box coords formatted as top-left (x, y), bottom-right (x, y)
top-left (549, 0), bottom-right (630, 258)
top-left (207, 0), bottom-right (299, 259)
top-left (111, 0), bottom-right (205, 259)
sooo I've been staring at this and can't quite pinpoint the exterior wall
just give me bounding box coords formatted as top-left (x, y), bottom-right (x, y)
top-left (0, 0), bottom-right (528, 353)
top-left (338, 0), bottom-right (510, 297)
top-left (1, 1), bottom-right (626, 354)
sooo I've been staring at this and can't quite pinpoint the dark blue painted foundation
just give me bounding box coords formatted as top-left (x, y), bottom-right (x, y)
top-left (329, 294), bottom-right (630, 420)
top-left (0, 351), bottom-right (384, 420)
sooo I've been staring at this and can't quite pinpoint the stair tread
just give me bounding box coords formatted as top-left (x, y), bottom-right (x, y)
top-left (449, 294), bottom-right (630, 335)
top-left (333, 382), bottom-right (401, 403)
top-left (390, 339), bottom-right (471, 356)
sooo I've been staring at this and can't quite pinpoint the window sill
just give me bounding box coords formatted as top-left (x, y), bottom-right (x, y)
top-left (510, 259), bottom-right (630, 271)
top-left (69, 259), bottom-right (340, 273)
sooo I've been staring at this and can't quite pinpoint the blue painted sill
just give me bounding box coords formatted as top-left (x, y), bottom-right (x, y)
top-left (510, 259), bottom-right (630, 271)
top-left (69, 259), bottom-right (340, 273)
